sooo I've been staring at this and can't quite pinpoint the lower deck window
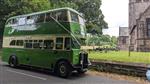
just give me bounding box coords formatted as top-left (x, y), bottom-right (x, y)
top-left (33, 43), bottom-right (40, 49)
top-left (44, 40), bottom-right (54, 49)
top-left (65, 38), bottom-right (71, 50)
top-left (56, 38), bottom-right (63, 49)
top-left (25, 43), bottom-right (32, 48)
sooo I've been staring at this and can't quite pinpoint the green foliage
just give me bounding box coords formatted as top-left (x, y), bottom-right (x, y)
top-left (89, 51), bottom-right (150, 64)
top-left (0, 0), bottom-right (51, 36)
top-left (77, 0), bottom-right (108, 35)
top-left (50, 0), bottom-right (78, 9)
top-left (50, 0), bottom-right (108, 35)
top-left (0, 0), bottom-right (108, 36)
top-left (86, 35), bottom-right (117, 47)
top-left (1, 0), bottom-right (51, 19)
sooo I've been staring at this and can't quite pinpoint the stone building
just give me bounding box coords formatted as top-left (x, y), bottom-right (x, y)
top-left (129, 0), bottom-right (150, 51)
top-left (118, 27), bottom-right (129, 51)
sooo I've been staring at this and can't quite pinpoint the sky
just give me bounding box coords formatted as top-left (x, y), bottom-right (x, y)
top-left (101, 0), bottom-right (129, 36)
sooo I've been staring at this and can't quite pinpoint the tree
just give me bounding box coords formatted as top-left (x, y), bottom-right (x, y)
top-left (0, 0), bottom-right (51, 37)
top-left (50, 0), bottom-right (78, 9)
top-left (76, 0), bottom-right (108, 35)
top-left (0, 0), bottom-right (108, 36)
top-left (50, 0), bottom-right (108, 35)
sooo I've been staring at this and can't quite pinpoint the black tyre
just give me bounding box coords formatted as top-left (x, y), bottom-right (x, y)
top-left (56, 61), bottom-right (72, 78)
top-left (9, 56), bottom-right (18, 68)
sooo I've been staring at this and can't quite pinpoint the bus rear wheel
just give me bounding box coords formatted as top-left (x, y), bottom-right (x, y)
top-left (9, 56), bottom-right (18, 68)
top-left (56, 61), bottom-right (71, 78)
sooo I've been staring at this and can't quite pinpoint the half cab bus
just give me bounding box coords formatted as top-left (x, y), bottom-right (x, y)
top-left (2, 8), bottom-right (90, 78)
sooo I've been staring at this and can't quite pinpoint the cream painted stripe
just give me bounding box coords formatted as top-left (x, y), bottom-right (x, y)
top-left (7, 69), bottom-right (47, 81)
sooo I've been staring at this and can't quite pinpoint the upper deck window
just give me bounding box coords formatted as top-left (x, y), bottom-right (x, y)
top-left (7, 18), bottom-right (18, 26)
top-left (79, 16), bottom-right (85, 26)
top-left (70, 12), bottom-right (79, 22)
top-left (46, 10), bottom-right (68, 22)
top-left (56, 11), bottom-right (68, 21)
top-left (36, 14), bottom-right (45, 23)
top-left (27, 15), bottom-right (37, 24)
top-left (12, 19), bottom-right (18, 25)
top-left (18, 17), bottom-right (26, 26)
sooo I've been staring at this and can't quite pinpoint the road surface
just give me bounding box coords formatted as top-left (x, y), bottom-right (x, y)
top-left (0, 61), bottom-right (136, 84)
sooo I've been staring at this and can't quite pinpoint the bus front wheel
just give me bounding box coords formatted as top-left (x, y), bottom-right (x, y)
top-left (9, 56), bottom-right (18, 68)
top-left (56, 61), bottom-right (72, 78)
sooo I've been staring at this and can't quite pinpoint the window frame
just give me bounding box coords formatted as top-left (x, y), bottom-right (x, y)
top-left (55, 37), bottom-right (64, 50)
top-left (64, 37), bottom-right (71, 50)
top-left (10, 40), bottom-right (16, 46)
top-left (70, 11), bottom-right (79, 23)
top-left (43, 40), bottom-right (54, 50)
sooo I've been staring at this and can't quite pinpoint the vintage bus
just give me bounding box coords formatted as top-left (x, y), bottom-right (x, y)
top-left (2, 8), bottom-right (90, 78)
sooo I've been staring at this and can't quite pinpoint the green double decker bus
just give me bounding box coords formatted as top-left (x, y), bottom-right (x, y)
top-left (2, 8), bottom-right (90, 78)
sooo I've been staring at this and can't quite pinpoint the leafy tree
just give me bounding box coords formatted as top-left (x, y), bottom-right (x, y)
top-left (50, 0), bottom-right (78, 9)
top-left (50, 0), bottom-right (108, 35)
top-left (0, 0), bottom-right (108, 38)
top-left (76, 0), bottom-right (108, 35)
top-left (86, 35), bottom-right (118, 47)
top-left (0, 0), bottom-right (51, 38)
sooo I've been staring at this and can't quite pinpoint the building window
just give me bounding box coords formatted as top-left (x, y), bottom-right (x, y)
top-left (146, 18), bottom-right (150, 37)
top-left (122, 37), bottom-right (126, 44)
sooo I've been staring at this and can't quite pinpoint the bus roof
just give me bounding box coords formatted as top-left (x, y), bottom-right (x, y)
top-left (8, 7), bottom-right (82, 20)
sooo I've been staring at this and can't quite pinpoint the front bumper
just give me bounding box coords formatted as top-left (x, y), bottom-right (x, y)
top-left (73, 59), bottom-right (91, 70)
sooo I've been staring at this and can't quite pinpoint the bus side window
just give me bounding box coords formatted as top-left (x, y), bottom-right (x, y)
top-left (45, 13), bottom-right (53, 22)
top-left (27, 16), bottom-right (36, 24)
top-left (39, 40), bottom-right (43, 49)
top-left (36, 14), bottom-right (45, 23)
top-left (65, 38), bottom-right (71, 50)
top-left (56, 38), bottom-right (63, 49)
top-left (25, 40), bottom-right (32, 48)
top-left (25, 43), bottom-right (32, 48)
top-left (57, 11), bottom-right (67, 22)
top-left (16, 40), bottom-right (23, 46)
top-left (51, 12), bottom-right (57, 20)
top-left (18, 17), bottom-right (26, 26)
top-left (33, 43), bottom-right (40, 49)
top-left (11, 18), bottom-right (18, 26)
top-left (10, 40), bottom-right (16, 46)
top-left (70, 12), bottom-right (79, 22)
top-left (44, 40), bottom-right (54, 49)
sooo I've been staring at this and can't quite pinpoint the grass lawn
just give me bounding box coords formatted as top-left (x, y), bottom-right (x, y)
top-left (89, 51), bottom-right (150, 64)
